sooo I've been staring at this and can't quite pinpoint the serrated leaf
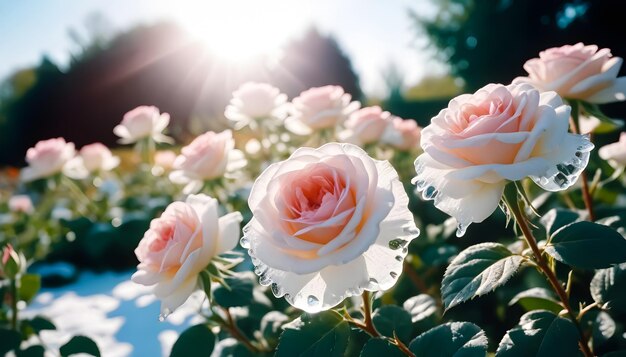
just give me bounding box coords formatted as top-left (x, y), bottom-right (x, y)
top-left (540, 209), bottom-right (580, 238)
top-left (372, 305), bottom-right (413, 342)
top-left (409, 321), bottom-right (488, 356)
top-left (508, 288), bottom-right (562, 314)
top-left (213, 276), bottom-right (254, 308)
top-left (403, 294), bottom-right (438, 323)
top-left (170, 324), bottom-right (215, 357)
top-left (60, 335), bottom-right (101, 357)
top-left (496, 310), bottom-right (580, 356)
top-left (590, 263), bottom-right (626, 314)
top-left (360, 338), bottom-right (405, 357)
top-left (275, 311), bottom-right (350, 357)
top-left (545, 221), bottom-right (626, 269)
top-left (441, 243), bottom-right (524, 310)
top-left (0, 328), bottom-right (21, 355)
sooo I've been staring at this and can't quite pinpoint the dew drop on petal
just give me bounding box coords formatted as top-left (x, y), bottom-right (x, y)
top-left (240, 237), bottom-right (250, 248)
top-left (369, 278), bottom-right (378, 284)
top-left (422, 186), bottom-right (438, 200)
top-left (456, 223), bottom-right (469, 237)
top-left (395, 255), bottom-right (403, 262)
top-left (259, 275), bottom-right (271, 286)
top-left (388, 239), bottom-right (408, 250)
top-left (402, 247), bottom-right (408, 254)
top-left (307, 295), bottom-right (319, 306)
top-left (158, 308), bottom-right (171, 322)
top-left (389, 272), bottom-right (398, 279)
top-left (271, 283), bottom-right (284, 297)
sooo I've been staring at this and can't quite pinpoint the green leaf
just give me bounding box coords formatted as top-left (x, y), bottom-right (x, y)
top-left (545, 221), bottom-right (626, 269)
top-left (441, 242), bottom-right (524, 310)
top-left (27, 316), bottom-right (56, 333)
top-left (213, 276), bottom-right (254, 308)
top-left (372, 305), bottom-right (413, 342)
top-left (590, 263), bottom-right (626, 314)
top-left (19, 274), bottom-right (41, 303)
top-left (60, 335), bottom-right (101, 357)
top-left (403, 294), bottom-right (438, 323)
top-left (496, 310), bottom-right (580, 356)
top-left (16, 345), bottom-right (45, 357)
top-left (580, 101), bottom-right (623, 133)
top-left (592, 311), bottom-right (616, 349)
top-left (275, 311), bottom-right (350, 357)
top-left (422, 244), bottom-right (459, 266)
top-left (260, 311), bottom-right (289, 346)
top-left (170, 324), bottom-right (215, 357)
top-left (360, 338), bottom-right (405, 357)
top-left (508, 288), bottom-right (562, 314)
top-left (0, 328), bottom-right (21, 355)
top-left (409, 322), bottom-right (488, 356)
top-left (540, 209), bottom-right (580, 238)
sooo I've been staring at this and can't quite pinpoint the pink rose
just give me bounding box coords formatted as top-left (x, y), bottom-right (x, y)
top-left (114, 106), bottom-right (173, 144)
top-left (224, 82), bottom-right (288, 129)
top-left (169, 130), bottom-right (246, 194)
top-left (285, 86), bottom-right (360, 135)
top-left (154, 150), bottom-right (177, 171)
top-left (242, 142), bottom-right (419, 312)
top-left (21, 138), bottom-right (76, 182)
top-left (132, 194), bottom-right (242, 315)
top-left (514, 43), bottom-right (626, 103)
top-left (339, 106), bottom-right (391, 145)
top-left (599, 132), bottom-right (626, 169)
top-left (381, 117), bottom-right (422, 151)
top-left (77, 143), bottom-right (120, 173)
top-left (413, 83), bottom-right (593, 233)
top-left (8, 195), bottom-right (33, 214)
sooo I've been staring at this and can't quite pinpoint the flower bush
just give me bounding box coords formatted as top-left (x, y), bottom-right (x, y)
top-left (1, 42), bottom-right (626, 357)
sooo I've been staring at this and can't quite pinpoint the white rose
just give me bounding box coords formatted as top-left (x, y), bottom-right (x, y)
top-left (21, 138), bottom-right (76, 182)
top-left (599, 132), bottom-right (626, 169)
top-left (242, 142), bottom-right (419, 313)
top-left (114, 106), bottom-right (173, 144)
top-left (224, 82), bottom-right (288, 130)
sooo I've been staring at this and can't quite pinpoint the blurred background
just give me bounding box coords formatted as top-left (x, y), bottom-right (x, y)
top-left (1, 0), bottom-right (626, 166)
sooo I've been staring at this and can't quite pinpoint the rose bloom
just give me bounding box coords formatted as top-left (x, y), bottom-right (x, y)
top-left (76, 143), bottom-right (120, 173)
top-left (339, 106), bottom-right (391, 146)
top-left (169, 130), bottom-right (246, 194)
top-left (242, 142), bottom-right (419, 313)
top-left (514, 43), bottom-right (626, 103)
top-left (8, 195), bottom-right (33, 214)
top-left (132, 194), bottom-right (242, 315)
top-left (154, 150), bottom-right (177, 171)
top-left (284, 85), bottom-right (360, 135)
top-left (413, 83), bottom-right (593, 234)
top-left (113, 106), bottom-right (173, 144)
top-left (381, 117), bottom-right (422, 150)
top-left (599, 132), bottom-right (626, 169)
top-left (21, 138), bottom-right (76, 182)
top-left (224, 82), bottom-right (288, 130)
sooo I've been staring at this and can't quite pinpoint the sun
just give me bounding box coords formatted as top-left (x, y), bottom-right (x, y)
top-left (169, 0), bottom-right (305, 63)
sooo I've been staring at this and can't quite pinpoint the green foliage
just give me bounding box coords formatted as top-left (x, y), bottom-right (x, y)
top-left (409, 322), bottom-right (488, 356)
top-left (0, 328), bottom-right (22, 355)
top-left (496, 310), bottom-right (580, 356)
top-left (19, 274), bottom-right (41, 303)
top-left (59, 335), bottom-right (101, 357)
top-left (403, 294), bottom-right (438, 323)
top-left (442, 242), bottom-right (524, 310)
top-left (372, 305), bottom-right (413, 342)
top-left (540, 208), bottom-right (580, 238)
top-left (590, 264), bottom-right (626, 314)
top-left (508, 288), bottom-right (562, 314)
top-left (26, 316), bottom-right (56, 333)
top-left (170, 324), bottom-right (215, 357)
top-left (275, 311), bottom-right (350, 357)
top-left (360, 338), bottom-right (405, 357)
top-left (16, 345), bottom-right (45, 357)
top-left (544, 221), bottom-right (626, 269)
top-left (213, 275), bottom-right (254, 308)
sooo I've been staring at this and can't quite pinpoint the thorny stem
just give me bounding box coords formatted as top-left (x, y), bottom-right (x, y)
top-left (569, 100), bottom-right (596, 221)
top-left (505, 184), bottom-right (594, 357)
top-left (355, 291), bottom-right (416, 357)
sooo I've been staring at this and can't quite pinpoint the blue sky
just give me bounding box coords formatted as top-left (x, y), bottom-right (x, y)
top-left (0, 0), bottom-right (444, 96)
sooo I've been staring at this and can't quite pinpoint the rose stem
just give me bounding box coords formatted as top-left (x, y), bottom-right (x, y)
top-left (504, 184), bottom-right (593, 357)
top-left (403, 262), bottom-right (428, 293)
top-left (569, 100), bottom-right (596, 221)
top-left (220, 306), bottom-right (267, 354)
top-left (10, 278), bottom-right (18, 331)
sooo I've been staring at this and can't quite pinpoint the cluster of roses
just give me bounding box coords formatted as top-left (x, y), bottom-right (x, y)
top-left (12, 43), bottom-right (626, 324)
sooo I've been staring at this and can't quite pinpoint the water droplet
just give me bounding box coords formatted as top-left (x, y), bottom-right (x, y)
top-left (540, 177), bottom-right (549, 186)
top-left (389, 239), bottom-right (408, 250)
top-left (404, 226), bottom-right (420, 236)
top-left (307, 295), bottom-right (319, 306)
top-left (259, 275), bottom-right (271, 286)
top-left (575, 151), bottom-right (582, 158)
top-left (422, 186), bottom-right (438, 200)
top-left (389, 272), bottom-right (398, 279)
top-left (414, 180), bottom-right (427, 189)
top-left (402, 247), bottom-right (408, 254)
top-left (395, 255), bottom-right (403, 262)
top-left (369, 278), bottom-right (378, 284)
top-left (240, 237), bottom-right (250, 248)
top-left (554, 172), bottom-right (569, 188)
top-left (414, 162), bottom-right (425, 175)
top-left (456, 223), bottom-right (469, 237)
top-left (271, 283), bottom-right (284, 297)
top-left (556, 163), bottom-right (573, 175)
top-left (158, 308), bottom-right (171, 322)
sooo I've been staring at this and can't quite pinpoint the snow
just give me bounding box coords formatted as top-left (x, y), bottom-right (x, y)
top-left (24, 270), bottom-right (206, 357)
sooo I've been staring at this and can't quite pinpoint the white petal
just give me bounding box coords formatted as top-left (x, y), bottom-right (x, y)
top-left (158, 276), bottom-right (197, 315)
top-left (585, 77), bottom-right (626, 104)
top-left (217, 212), bottom-right (243, 254)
